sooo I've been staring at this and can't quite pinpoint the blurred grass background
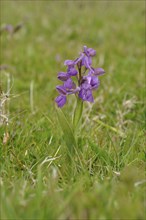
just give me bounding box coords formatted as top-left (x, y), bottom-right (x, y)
top-left (0, 0), bottom-right (145, 219)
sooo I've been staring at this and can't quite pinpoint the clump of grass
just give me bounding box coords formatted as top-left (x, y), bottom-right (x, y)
top-left (0, 72), bottom-right (11, 144)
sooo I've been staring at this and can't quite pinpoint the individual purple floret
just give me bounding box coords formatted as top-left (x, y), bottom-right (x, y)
top-left (58, 72), bottom-right (70, 81)
top-left (79, 81), bottom-right (94, 102)
top-left (55, 78), bottom-right (80, 107)
top-left (55, 46), bottom-right (105, 108)
top-left (55, 95), bottom-right (67, 108)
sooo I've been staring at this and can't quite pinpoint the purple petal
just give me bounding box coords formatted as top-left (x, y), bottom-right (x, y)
top-left (68, 67), bottom-right (78, 76)
top-left (58, 72), bottom-right (70, 81)
top-left (86, 48), bottom-right (96, 56)
top-left (83, 46), bottom-right (96, 57)
top-left (86, 90), bottom-right (94, 102)
top-left (88, 56), bottom-right (92, 66)
top-left (83, 46), bottom-right (88, 54)
top-left (64, 60), bottom-right (75, 66)
top-left (79, 80), bottom-right (93, 102)
top-left (67, 86), bottom-right (80, 95)
top-left (90, 76), bottom-right (100, 90)
top-left (56, 85), bottom-right (67, 95)
top-left (84, 76), bottom-right (100, 90)
top-left (94, 68), bottom-right (105, 76)
top-left (82, 56), bottom-right (94, 73)
top-left (78, 88), bottom-right (85, 100)
top-left (55, 95), bottom-right (67, 108)
top-left (81, 80), bottom-right (91, 90)
top-left (81, 56), bottom-right (89, 68)
top-left (64, 78), bottom-right (76, 90)
top-left (79, 88), bottom-right (94, 102)
top-left (85, 76), bottom-right (92, 84)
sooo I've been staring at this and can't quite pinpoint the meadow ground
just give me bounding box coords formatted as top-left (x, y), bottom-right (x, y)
top-left (0, 1), bottom-right (145, 219)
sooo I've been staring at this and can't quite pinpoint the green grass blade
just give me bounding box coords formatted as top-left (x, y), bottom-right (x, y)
top-left (93, 119), bottom-right (125, 137)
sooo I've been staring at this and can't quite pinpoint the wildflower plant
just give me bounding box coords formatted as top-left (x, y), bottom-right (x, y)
top-left (55, 46), bottom-right (105, 155)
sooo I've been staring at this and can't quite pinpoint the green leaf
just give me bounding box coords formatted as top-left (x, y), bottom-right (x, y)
top-left (73, 97), bottom-right (83, 130)
top-left (56, 107), bottom-right (77, 154)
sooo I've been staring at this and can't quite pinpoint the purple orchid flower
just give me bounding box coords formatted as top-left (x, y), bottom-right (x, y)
top-left (58, 72), bottom-right (70, 81)
top-left (83, 46), bottom-right (96, 57)
top-left (86, 75), bottom-right (100, 90)
top-left (64, 60), bottom-right (78, 76)
top-left (75, 46), bottom-right (95, 73)
top-left (55, 78), bottom-right (80, 107)
top-left (79, 81), bottom-right (94, 102)
top-left (78, 75), bottom-right (100, 102)
top-left (94, 68), bottom-right (105, 76)
top-left (55, 95), bottom-right (67, 108)
top-left (64, 60), bottom-right (75, 66)
top-left (55, 46), bottom-right (105, 107)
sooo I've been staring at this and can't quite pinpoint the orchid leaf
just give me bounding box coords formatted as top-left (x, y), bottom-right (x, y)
top-left (73, 97), bottom-right (83, 131)
top-left (56, 107), bottom-right (77, 154)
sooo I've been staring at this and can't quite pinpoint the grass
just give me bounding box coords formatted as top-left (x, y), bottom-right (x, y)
top-left (0, 1), bottom-right (145, 219)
